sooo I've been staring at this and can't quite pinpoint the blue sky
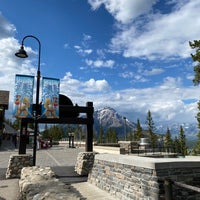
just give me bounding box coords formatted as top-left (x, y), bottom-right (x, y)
top-left (0, 0), bottom-right (200, 124)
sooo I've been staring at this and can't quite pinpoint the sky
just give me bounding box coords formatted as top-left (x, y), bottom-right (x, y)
top-left (0, 0), bottom-right (200, 125)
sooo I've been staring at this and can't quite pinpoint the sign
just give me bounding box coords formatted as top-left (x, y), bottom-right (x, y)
top-left (13, 74), bottom-right (34, 118)
top-left (41, 77), bottom-right (60, 118)
top-left (0, 90), bottom-right (9, 109)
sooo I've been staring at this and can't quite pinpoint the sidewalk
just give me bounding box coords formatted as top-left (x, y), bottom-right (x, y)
top-left (0, 179), bottom-right (20, 200)
top-left (0, 144), bottom-right (116, 200)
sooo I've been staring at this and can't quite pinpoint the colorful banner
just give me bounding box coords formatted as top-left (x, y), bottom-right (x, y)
top-left (41, 77), bottom-right (60, 118)
top-left (13, 74), bottom-right (34, 118)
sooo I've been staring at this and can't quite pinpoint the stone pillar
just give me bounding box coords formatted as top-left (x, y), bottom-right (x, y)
top-left (75, 152), bottom-right (97, 175)
top-left (6, 154), bottom-right (33, 178)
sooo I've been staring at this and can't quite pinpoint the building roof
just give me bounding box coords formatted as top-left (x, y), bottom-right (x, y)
top-left (3, 122), bottom-right (17, 134)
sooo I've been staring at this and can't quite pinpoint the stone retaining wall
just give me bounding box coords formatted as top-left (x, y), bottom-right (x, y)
top-left (88, 154), bottom-right (200, 200)
top-left (6, 154), bottom-right (33, 179)
top-left (75, 152), bottom-right (97, 175)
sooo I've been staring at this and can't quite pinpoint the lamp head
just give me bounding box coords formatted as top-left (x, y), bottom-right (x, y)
top-left (15, 45), bottom-right (28, 58)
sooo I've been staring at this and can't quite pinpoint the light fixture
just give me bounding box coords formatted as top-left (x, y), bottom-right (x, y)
top-left (15, 45), bottom-right (28, 58)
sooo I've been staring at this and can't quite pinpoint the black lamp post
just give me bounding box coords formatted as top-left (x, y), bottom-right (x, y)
top-left (123, 116), bottom-right (127, 141)
top-left (15, 35), bottom-right (41, 166)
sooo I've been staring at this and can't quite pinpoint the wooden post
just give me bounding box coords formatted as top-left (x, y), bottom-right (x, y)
top-left (86, 102), bottom-right (94, 152)
top-left (164, 179), bottom-right (173, 200)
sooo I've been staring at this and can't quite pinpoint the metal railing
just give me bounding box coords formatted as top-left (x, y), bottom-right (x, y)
top-left (127, 144), bottom-right (178, 157)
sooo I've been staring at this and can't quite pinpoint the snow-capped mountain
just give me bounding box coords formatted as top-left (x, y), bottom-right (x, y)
top-left (155, 123), bottom-right (198, 139)
top-left (93, 107), bottom-right (198, 140)
top-left (93, 107), bottom-right (135, 134)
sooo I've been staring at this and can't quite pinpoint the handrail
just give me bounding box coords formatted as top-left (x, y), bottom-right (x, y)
top-left (164, 179), bottom-right (200, 200)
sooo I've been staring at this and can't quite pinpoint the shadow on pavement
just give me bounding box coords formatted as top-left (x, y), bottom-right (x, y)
top-left (52, 166), bottom-right (88, 184)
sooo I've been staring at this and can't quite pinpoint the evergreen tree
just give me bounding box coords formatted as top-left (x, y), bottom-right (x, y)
top-left (164, 127), bottom-right (173, 147)
top-left (134, 118), bottom-right (143, 141)
top-left (42, 124), bottom-right (49, 139)
top-left (128, 131), bottom-right (134, 141)
top-left (105, 128), bottom-right (117, 143)
top-left (194, 100), bottom-right (200, 154)
top-left (174, 136), bottom-right (181, 153)
top-left (145, 110), bottom-right (157, 147)
top-left (179, 125), bottom-right (187, 156)
top-left (189, 40), bottom-right (200, 154)
top-left (98, 124), bottom-right (104, 143)
top-left (189, 40), bottom-right (200, 85)
top-left (48, 125), bottom-right (63, 141)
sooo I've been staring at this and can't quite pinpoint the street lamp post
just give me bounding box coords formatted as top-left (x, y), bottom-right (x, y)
top-left (15, 35), bottom-right (41, 166)
top-left (123, 117), bottom-right (127, 141)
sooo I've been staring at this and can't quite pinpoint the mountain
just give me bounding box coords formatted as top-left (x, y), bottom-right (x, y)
top-left (155, 122), bottom-right (198, 140)
top-left (93, 107), bottom-right (135, 136)
top-left (93, 107), bottom-right (198, 140)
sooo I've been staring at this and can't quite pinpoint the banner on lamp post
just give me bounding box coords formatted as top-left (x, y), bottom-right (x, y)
top-left (41, 77), bottom-right (60, 118)
top-left (13, 74), bottom-right (34, 118)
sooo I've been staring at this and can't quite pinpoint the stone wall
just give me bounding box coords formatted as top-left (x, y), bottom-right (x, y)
top-left (88, 154), bottom-right (200, 200)
top-left (74, 152), bottom-right (97, 175)
top-left (6, 154), bottom-right (33, 179)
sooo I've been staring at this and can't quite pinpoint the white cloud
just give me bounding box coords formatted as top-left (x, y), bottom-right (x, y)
top-left (83, 33), bottom-right (92, 41)
top-left (85, 59), bottom-right (115, 68)
top-left (0, 26), bottom-right (40, 119)
top-left (0, 4), bottom-right (199, 125)
top-left (84, 79), bottom-right (110, 92)
top-left (59, 71), bottom-right (198, 123)
top-left (144, 68), bottom-right (164, 76)
top-left (120, 67), bottom-right (164, 83)
top-left (90, 0), bottom-right (200, 60)
top-left (0, 38), bottom-right (37, 91)
top-left (88, 0), bottom-right (156, 24)
top-left (74, 45), bottom-right (92, 56)
top-left (0, 12), bottom-right (16, 39)
top-left (60, 72), bottom-right (110, 101)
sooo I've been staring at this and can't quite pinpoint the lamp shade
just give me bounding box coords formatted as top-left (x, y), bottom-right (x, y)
top-left (15, 46), bottom-right (28, 58)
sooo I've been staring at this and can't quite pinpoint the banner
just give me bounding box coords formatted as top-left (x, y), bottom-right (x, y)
top-left (13, 74), bottom-right (34, 118)
top-left (41, 77), bottom-right (60, 118)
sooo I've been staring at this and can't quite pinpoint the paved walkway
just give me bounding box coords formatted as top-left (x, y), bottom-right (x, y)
top-left (0, 142), bottom-right (116, 200)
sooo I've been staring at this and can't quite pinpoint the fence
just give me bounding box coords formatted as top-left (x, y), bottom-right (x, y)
top-left (164, 179), bottom-right (200, 200)
top-left (127, 143), bottom-right (178, 157)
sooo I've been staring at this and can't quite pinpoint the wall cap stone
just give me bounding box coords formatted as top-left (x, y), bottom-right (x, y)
top-left (95, 154), bottom-right (200, 169)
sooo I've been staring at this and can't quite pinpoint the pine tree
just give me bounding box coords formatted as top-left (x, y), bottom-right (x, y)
top-left (145, 110), bottom-right (157, 147)
top-left (189, 40), bottom-right (200, 85)
top-left (174, 136), bottom-right (181, 153)
top-left (134, 118), bottom-right (143, 141)
top-left (189, 40), bottom-right (200, 153)
top-left (105, 128), bottom-right (117, 143)
top-left (179, 125), bottom-right (187, 156)
top-left (42, 124), bottom-right (49, 139)
top-left (164, 127), bottom-right (173, 153)
top-left (164, 127), bottom-right (173, 147)
top-left (194, 100), bottom-right (200, 154)
top-left (98, 124), bottom-right (104, 143)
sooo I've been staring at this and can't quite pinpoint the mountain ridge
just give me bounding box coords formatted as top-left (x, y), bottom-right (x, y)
top-left (93, 107), bottom-right (198, 140)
